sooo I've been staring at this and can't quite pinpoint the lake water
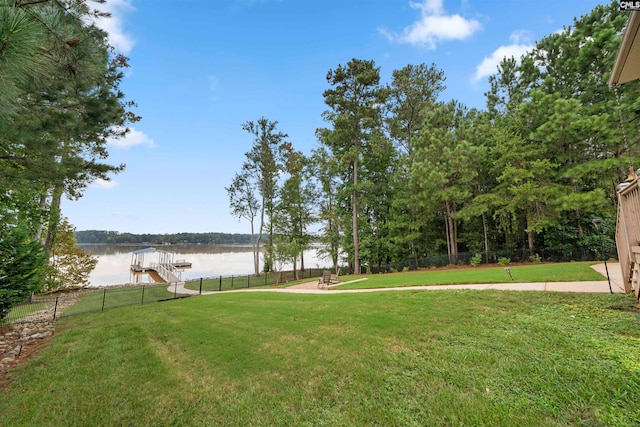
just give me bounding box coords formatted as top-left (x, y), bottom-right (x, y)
top-left (80, 244), bottom-right (331, 287)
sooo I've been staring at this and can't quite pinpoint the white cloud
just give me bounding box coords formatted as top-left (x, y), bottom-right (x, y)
top-left (108, 128), bottom-right (155, 149)
top-left (92, 0), bottom-right (136, 54)
top-left (92, 178), bottom-right (118, 189)
top-left (380, 0), bottom-right (481, 49)
top-left (472, 31), bottom-right (535, 81)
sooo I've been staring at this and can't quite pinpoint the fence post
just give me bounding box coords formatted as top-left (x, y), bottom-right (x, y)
top-left (53, 297), bottom-right (59, 320)
top-left (219, 275), bottom-right (222, 292)
top-left (101, 288), bottom-right (107, 311)
top-left (265, 272), bottom-right (268, 286)
top-left (248, 274), bottom-right (250, 288)
top-left (141, 285), bottom-right (145, 305)
top-left (231, 275), bottom-right (234, 289)
top-left (174, 282), bottom-right (177, 298)
top-left (199, 278), bottom-right (203, 295)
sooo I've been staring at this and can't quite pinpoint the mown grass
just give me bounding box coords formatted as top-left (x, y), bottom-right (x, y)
top-left (334, 261), bottom-right (605, 289)
top-left (1, 290), bottom-right (639, 426)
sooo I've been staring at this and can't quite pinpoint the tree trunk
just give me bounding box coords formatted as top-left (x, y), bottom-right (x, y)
top-left (299, 214), bottom-right (305, 274)
top-left (352, 158), bottom-right (360, 275)
top-left (444, 210), bottom-right (451, 263)
top-left (482, 214), bottom-right (489, 264)
top-left (258, 179), bottom-right (266, 274)
top-left (444, 201), bottom-right (458, 264)
top-left (250, 219), bottom-right (259, 275)
top-left (527, 231), bottom-right (535, 258)
top-left (266, 207), bottom-right (273, 272)
top-left (33, 192), bottom-right (49, 242)
top-left (452, 205), bottom-right (458, 264)
top-left (576, 208), bottom-right (586, 260)
top-left (300, 250), bottom-right (305, 276)
top-left (44, 185), bottom-right (63, 255)
top-left (328, 194), bottom-right (339, 272)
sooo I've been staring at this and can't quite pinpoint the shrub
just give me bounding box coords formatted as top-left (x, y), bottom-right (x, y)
top-left (498, 257), bottom-right (511, 266)
top-left (0, 223), bottom-right (47, 321)
top-left (471, 253), bottom-right (482, 267)
top-left (402, 266), bottom-right (410, 272)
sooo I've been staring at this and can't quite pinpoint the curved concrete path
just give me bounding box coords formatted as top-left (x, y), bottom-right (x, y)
top-left (169, 263), bottom-right (628, 296)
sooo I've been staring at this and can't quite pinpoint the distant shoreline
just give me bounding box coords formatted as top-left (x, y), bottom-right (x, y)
top-left (74, 230), bottom-right (255, 245)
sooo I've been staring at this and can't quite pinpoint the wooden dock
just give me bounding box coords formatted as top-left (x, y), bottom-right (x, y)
top-left (130, 248), bottom-right (192, 284)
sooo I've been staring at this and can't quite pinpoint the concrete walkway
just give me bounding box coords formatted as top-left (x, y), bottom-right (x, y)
top-left (169, 263), bottom-right (628, 296)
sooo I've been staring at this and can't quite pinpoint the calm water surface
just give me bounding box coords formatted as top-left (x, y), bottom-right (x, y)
top-left (80, 244), bottom-right (330, 287)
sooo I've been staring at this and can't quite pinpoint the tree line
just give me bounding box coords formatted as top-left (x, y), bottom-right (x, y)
top-left (228, 2), bottom-right (638, 277)
top-left (75, 230), bottom-right (255, 245)
top-left (0, 1), bottom-right (136, 319)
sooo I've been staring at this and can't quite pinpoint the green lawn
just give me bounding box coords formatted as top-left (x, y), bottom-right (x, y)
top-left (63, 284), bottom-right (189, 316)
top-left (333, 261), bottom-right (606, 289)
top-left (1, 290), bottom-right (639, 426)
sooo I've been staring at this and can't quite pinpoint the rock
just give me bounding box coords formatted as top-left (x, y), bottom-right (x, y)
top-left (1, 356), bottom-right (14, 364)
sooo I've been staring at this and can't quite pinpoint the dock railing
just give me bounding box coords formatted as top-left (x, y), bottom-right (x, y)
top-left (616, 178), bottom-right (640, 296)
top-left (149, 262), bottom-right (182, 283)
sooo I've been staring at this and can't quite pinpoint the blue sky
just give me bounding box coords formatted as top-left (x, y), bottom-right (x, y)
top-left (62, 0), bottom-right (607, 234)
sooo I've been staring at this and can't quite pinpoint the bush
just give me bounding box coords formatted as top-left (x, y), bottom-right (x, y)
top-left (530, 253), bottom-right (542, 263)
top-left (498, 257), bottom-right (511, 266)
top-left (0, 224), bottom-right (47, 321)
top-left (471, 253), bottom-right (482, 267)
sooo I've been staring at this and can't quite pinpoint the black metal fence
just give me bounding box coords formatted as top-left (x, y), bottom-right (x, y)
top-left (3, 297), bottom-right (60, 325)
top-left (183, 267), bottom-right (330, 293)
top-left (2, 283), bottom-right (193, 326)
top-left (2, 268), bottom-right (334, 325)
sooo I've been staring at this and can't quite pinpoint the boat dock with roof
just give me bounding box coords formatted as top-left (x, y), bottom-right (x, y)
top-left (130, 247), bottom-right (192, 284)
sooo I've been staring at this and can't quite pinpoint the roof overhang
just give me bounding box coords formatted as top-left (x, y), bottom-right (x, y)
top-left (610, 12), bottom-right (640, 85)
